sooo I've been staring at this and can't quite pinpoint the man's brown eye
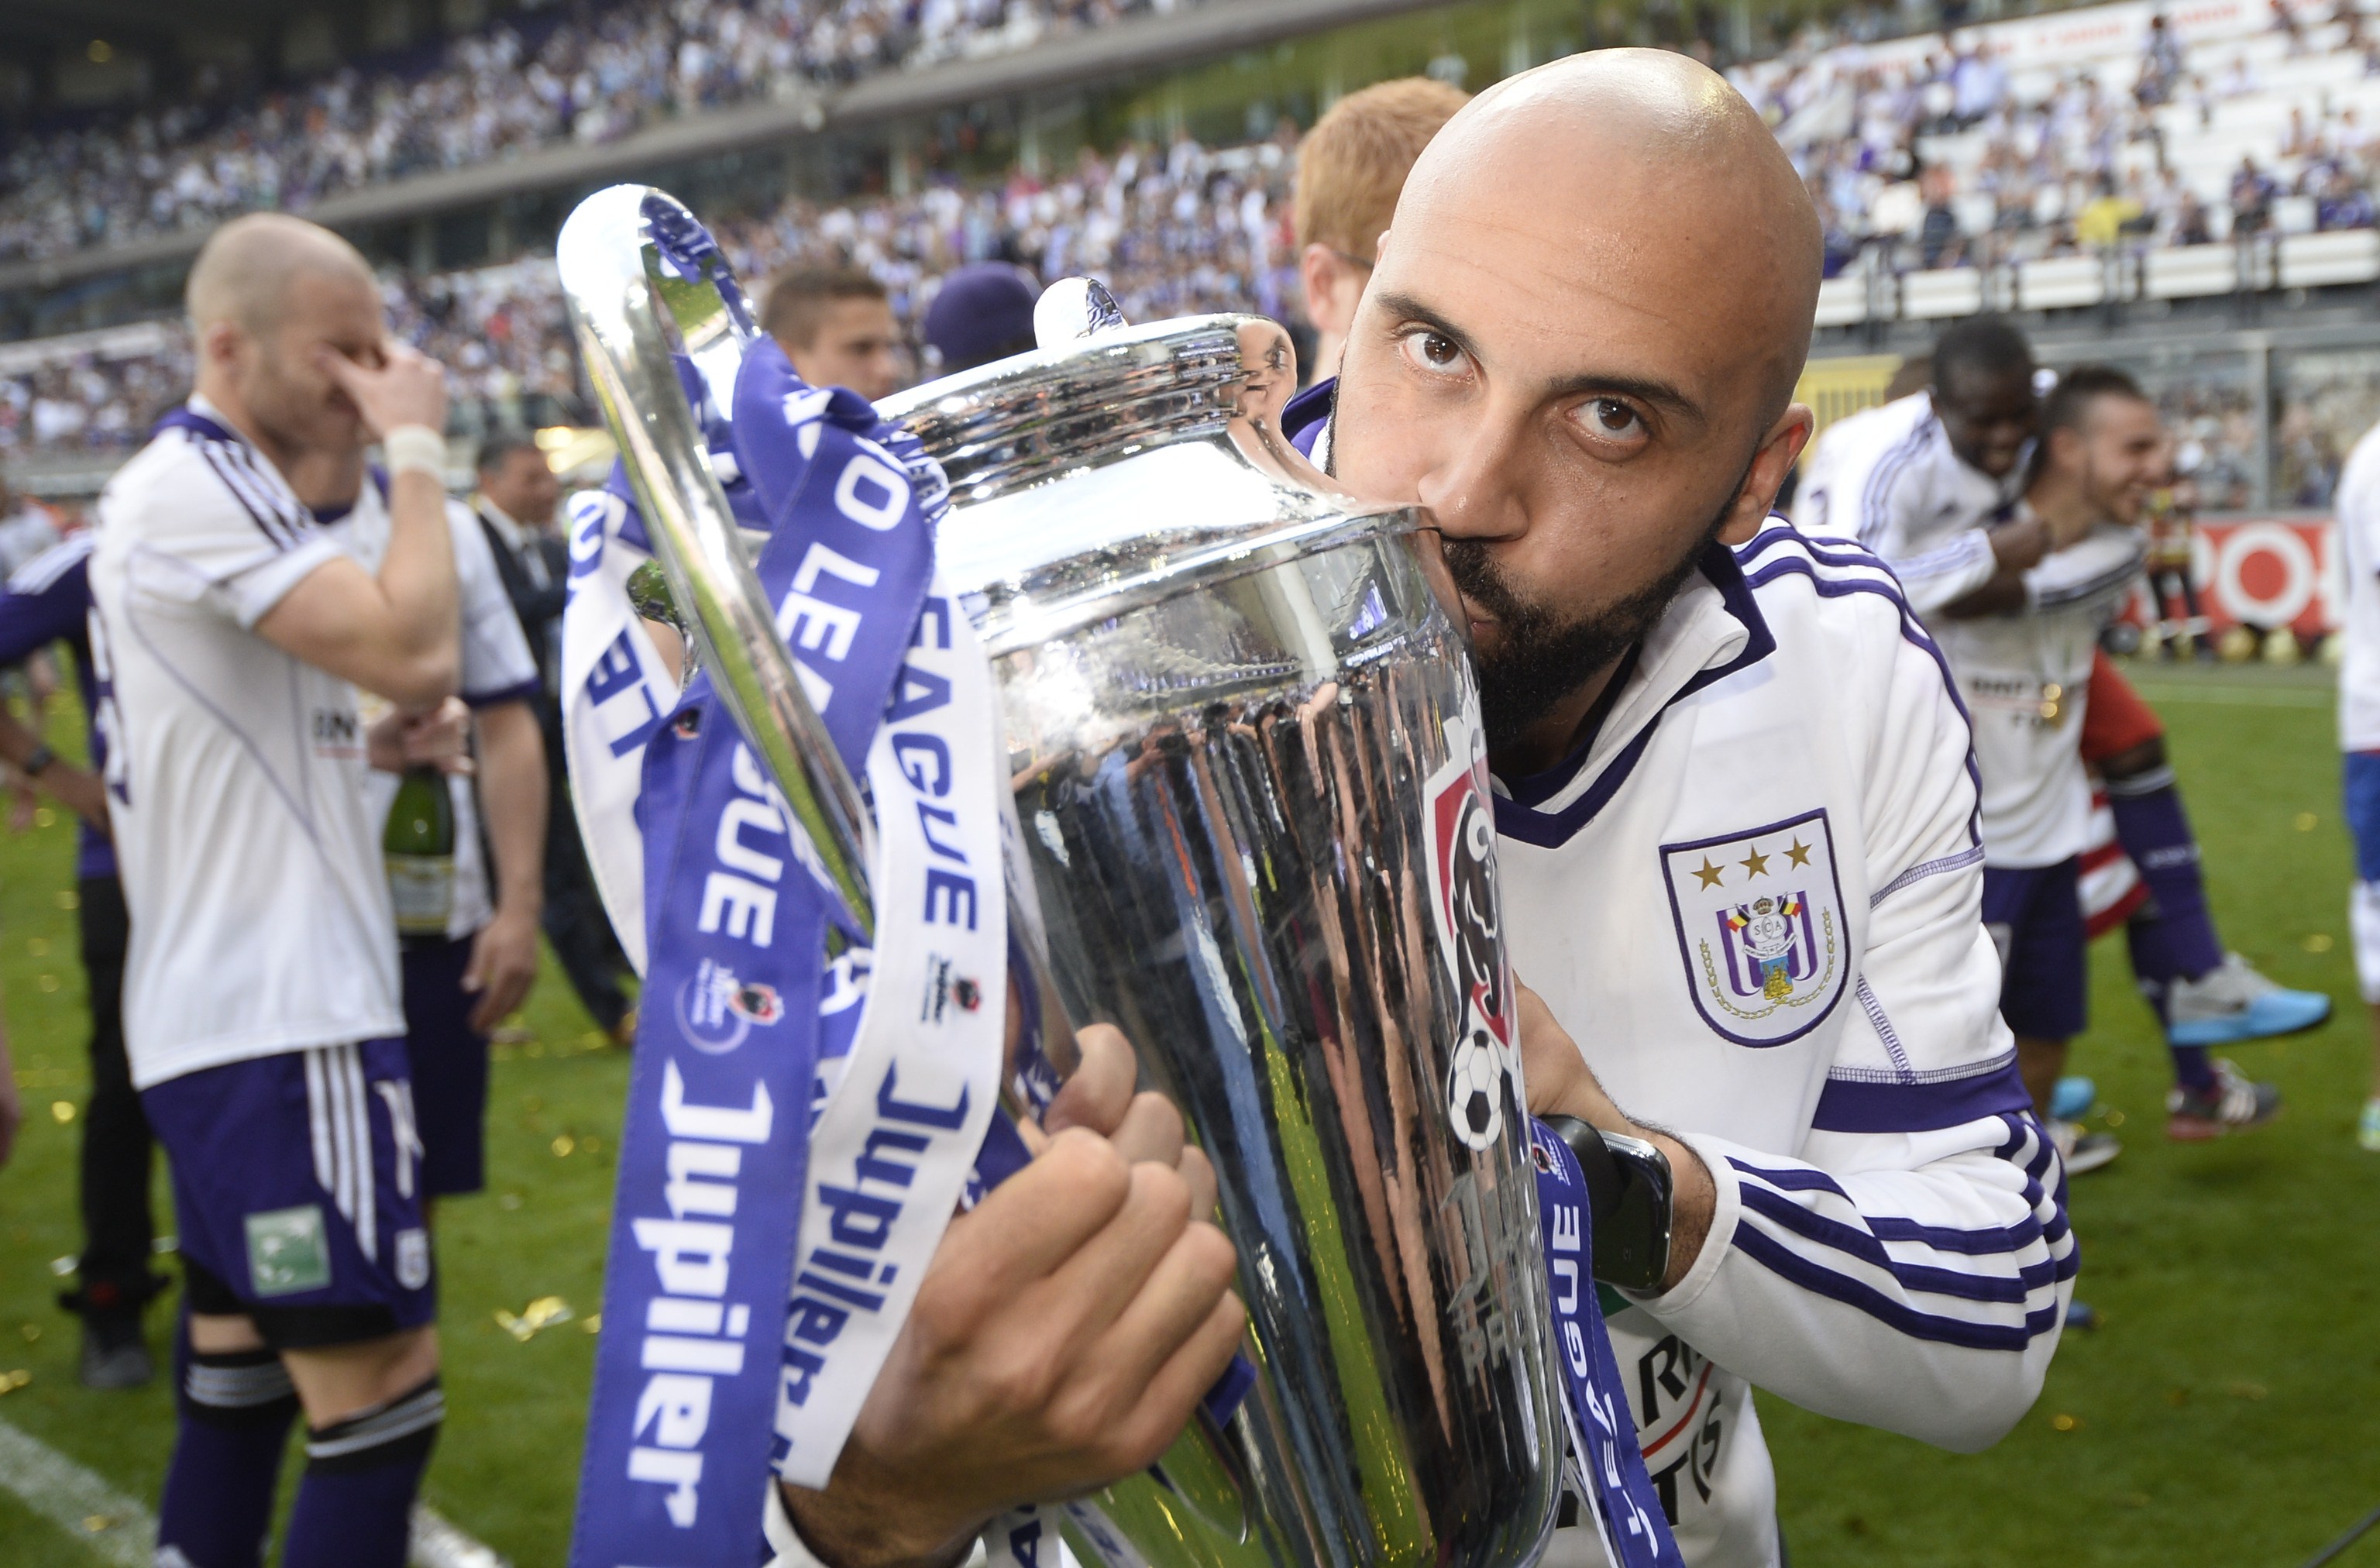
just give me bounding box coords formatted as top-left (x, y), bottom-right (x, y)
top-left (1590, 400), bottom-right (1639, 434)
top-left (1421, 332), bottom-right (1460, 366)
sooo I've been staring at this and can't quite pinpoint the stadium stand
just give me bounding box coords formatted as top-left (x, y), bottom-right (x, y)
top-left (11, 0), bottom-right (2380, 507)
top-left (1739, 0), bottom-right (2380, 325)
top-left (0, 0), bottom-right (1202, 265)
top-left (0, 132), bottom-right (1295, 462)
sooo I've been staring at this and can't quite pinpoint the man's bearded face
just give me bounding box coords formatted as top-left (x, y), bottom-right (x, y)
top-left (1445, 500), bottom-right (1726, 753)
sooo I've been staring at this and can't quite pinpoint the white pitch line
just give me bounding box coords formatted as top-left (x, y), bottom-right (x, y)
top-left (0, 1410), bottom-right (508, 1568)
top-left (0, 1413), bottom-right (152, 1566)
top-left (411, 1503), bottom-right (514, 1568)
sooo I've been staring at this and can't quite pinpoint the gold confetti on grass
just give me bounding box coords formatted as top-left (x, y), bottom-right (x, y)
top-left (495, 1296), bottom-right (573, 1342)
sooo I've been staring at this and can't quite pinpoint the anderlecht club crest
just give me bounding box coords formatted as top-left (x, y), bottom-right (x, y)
top-left (1659, 808), bottom-right (1847, 1047)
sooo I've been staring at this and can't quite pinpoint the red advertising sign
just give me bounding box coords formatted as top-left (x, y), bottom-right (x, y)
top-left (2124, 516), bottom-right (2343, 637)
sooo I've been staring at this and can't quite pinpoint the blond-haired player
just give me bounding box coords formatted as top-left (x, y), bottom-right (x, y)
top-left (1295, 76), bottom-right (1470, 381)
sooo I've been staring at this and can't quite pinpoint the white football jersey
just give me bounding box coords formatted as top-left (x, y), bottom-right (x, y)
top-left (1498, 526), bottom-right (2072, 1568)
top-left (90, 400), bottom-right (404, 1089)
top-left (2337, 422), bottom-right (2380, 753)
top-left (1797, 394), bottom-right (2144, 866)
top-left (1930, 519), bottom-right (2144, 868)
top-left (1793, 392), bottom-right (2018, 617)
top-left (321, 480), bottom-right (541, 940)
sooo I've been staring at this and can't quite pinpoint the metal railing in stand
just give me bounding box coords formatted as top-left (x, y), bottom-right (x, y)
top-left (1815, 225), bottom-right (2380, 334)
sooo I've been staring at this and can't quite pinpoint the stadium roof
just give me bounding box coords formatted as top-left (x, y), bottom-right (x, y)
top-left (0, 0), bottom-right (1450, 296)
top-left (0, 0), bottom-right (315, 64)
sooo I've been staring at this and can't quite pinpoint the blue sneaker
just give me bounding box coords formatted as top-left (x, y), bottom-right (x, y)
top-left (2049, 1076), bottom-right (2096, 1123)
top-left (2165, 953), bottom-right (2331, 1047)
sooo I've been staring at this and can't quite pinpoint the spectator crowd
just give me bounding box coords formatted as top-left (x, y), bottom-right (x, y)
top-left (2, 129), bottom-right (1296, 460)
top-left (14, 0), bottom-right (2380, 513)
top-left (0, 0), bottom-right (1194, 264)
top-left (1735, 0), bottom-right (2380, 277)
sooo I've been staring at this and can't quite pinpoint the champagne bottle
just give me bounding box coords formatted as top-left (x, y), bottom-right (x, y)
top-left (385, 765), bottom-right (456, 937)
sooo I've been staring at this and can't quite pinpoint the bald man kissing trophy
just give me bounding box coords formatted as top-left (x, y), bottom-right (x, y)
top-left (555, 191), bottom-right (1673, 1568)
top-left (556, 50), bottom-right (2069, 1568)
top-left (1277, 53), bottom-right (2073, 1564)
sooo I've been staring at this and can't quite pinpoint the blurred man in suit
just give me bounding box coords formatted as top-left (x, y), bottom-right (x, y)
top-left (470, 433), bottom-right (635, 1045)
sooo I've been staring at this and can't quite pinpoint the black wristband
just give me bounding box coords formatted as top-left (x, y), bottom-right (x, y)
top-left (1541, 1114), bottom-right (1675, 1294)
top-left (21, 744), bottom-right (54, 776)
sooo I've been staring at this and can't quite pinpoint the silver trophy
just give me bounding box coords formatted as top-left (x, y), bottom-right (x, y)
top-left (559, 185), bottom-right (1563, 1568)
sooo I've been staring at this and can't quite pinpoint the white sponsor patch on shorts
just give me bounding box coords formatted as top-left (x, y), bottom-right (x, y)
top-left (396, 1226), bottom-right (432, 1291)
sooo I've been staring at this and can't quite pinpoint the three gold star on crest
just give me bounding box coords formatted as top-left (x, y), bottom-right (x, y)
top-left (1690, 837), bottom-right (1811, 890)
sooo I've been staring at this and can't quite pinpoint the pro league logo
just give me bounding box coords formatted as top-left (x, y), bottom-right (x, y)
top-left (676, 955), bottom-right (786, 1054)
top-left (1424, 713), bottom-right (1520, 1152)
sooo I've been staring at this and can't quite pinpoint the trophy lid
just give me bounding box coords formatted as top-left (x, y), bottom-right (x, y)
top-left (878, 314), bottom-right (1426, 658)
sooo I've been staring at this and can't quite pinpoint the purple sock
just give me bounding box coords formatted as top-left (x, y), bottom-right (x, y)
top-left (2110, 769), bottom-right (2226, 989)
top-left (2110, 769), bottom-right (2224, 1092)
top-left (280, 1374), bottom-right (442, 1568)
top-left (2168, 1042), bottom-right (2217, 1093)
top-left (156, 1330), bottom-right (298, 1568)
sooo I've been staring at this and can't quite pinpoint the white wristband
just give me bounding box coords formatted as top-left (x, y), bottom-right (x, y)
top-left (383, 425), bottom-right (446, 479)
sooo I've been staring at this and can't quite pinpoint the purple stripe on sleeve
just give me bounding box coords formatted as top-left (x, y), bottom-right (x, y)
top-left (1738, 552), bottom-right (1985, 847)
top-left (6, 533), bottom-right (94, 595)
top-left (1734, 1185), bottom-right (2057, 1301)
top-left (1870, 1212), bottom-right (2046, 1257)
top-left (1729, 1224), bottom-right (2061, 1350)
top-left (1808, 1055), bottom-right (2033, 1133)
top-left (199, 446), bottom-right (298, 549)
top-left (1728, 1154), bottom-right (2072, 1259)
top-left (1857, 416), bottom-right (1935, 549)
top-left (222, 442), bottom-right (315, 538)
top-left (1893, 530), bottom-right (1992, 581)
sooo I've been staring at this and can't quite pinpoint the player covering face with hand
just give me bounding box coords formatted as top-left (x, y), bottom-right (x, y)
top-left (92, 213), bottom-right (463, 1568)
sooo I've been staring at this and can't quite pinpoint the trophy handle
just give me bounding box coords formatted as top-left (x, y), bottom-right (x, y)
top-left (558, 184), bottom-right (1097, 1100)
top-left (558, 184), bottom-right (878, 940)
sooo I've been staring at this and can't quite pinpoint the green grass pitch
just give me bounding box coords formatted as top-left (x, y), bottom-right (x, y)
top-left (1, 661), bottom-right (2375, 1566)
